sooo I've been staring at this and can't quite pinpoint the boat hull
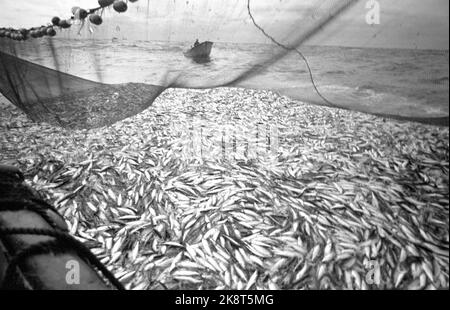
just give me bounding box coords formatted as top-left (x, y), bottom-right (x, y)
top-left (184, 41), bottom-right (213, 58)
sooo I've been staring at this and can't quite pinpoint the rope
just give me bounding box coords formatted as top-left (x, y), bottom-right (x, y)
top-left (0, 198), bottom-right (66, 230)
top-left (0, 1), bottom-right (135, 41)
top-left (0, 187), bottom-right (125, 290)
top-left (246, 0), bottom-right (358, 109)
top-left (0, 227), bottom-right (125, 290)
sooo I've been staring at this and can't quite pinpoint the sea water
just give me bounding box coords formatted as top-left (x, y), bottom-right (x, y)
top-left (9, 39), bottom-right (449, 118)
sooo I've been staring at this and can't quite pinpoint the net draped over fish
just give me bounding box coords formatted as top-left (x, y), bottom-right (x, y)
top-left (0, 0), bottom-right (449, 129)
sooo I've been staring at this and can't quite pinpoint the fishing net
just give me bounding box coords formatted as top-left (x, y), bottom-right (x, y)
top-left (0, 0), bottom-right (448, 129)
top-left (1, 1), bottom-right (449, 291)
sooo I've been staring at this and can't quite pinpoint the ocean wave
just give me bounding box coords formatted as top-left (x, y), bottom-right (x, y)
top-left (425, 76), bottom-right (449, 85)
top-left (355, 83), bottom-right (397, 96)
top-left (380, 62), bottom-right (421, 73)
top-left (325, 70), bottom-right (346, 75)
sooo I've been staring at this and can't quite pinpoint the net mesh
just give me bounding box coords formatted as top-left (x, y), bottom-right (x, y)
top-left (0, 0), bottom-right (449, 291)
top-left (0, 0), bottom-right (448, 129)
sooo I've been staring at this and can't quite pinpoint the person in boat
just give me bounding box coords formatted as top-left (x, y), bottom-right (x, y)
top-left (194, 39), bottom-right (200, 47)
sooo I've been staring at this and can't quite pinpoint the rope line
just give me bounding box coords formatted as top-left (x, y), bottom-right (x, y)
top-left (0, 227), bottom-right (125, 290)
top-left (0, 1), bottom-right (134, 41)
top-left (246, 0), bottom-right (335, 107)
top-left (0, 191), bottom-right (124, 290)
top-left (0, 198), bottom-right (66, 230)
top-left (246, 0), bottom-right (358, 109)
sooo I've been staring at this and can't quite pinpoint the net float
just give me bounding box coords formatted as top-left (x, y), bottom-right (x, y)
top-left (34, 27), bottom-right (45, 37)
top-left (46, 27), bottom-right (57, 37)
top-left (74, 8), bottom-right (88, 20)
top-left (19, 28), bottom-right (29, 39)
top-left (113, 1), bottom-right (128, 13)
top-left (71, 7), bottom-right (80, 15)
top-left (89, 14), bottom-right (103, 26)
top-left (98, 0), bottom-right (114, 7)
top-left (52, 17), bottom-right (61, 26)
top-left (59, 20), bottom-right (72, 29)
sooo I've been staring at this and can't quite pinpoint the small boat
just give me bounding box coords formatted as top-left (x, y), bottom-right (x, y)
top-left (184, 41), bottom-right (213, 59)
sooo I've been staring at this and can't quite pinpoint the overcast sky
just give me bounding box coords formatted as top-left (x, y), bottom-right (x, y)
top-left (1, 0), bottom-right (448, 49)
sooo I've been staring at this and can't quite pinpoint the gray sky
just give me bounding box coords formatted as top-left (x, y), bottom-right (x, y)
top-left (1, 0), bottom-right (448, 49)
